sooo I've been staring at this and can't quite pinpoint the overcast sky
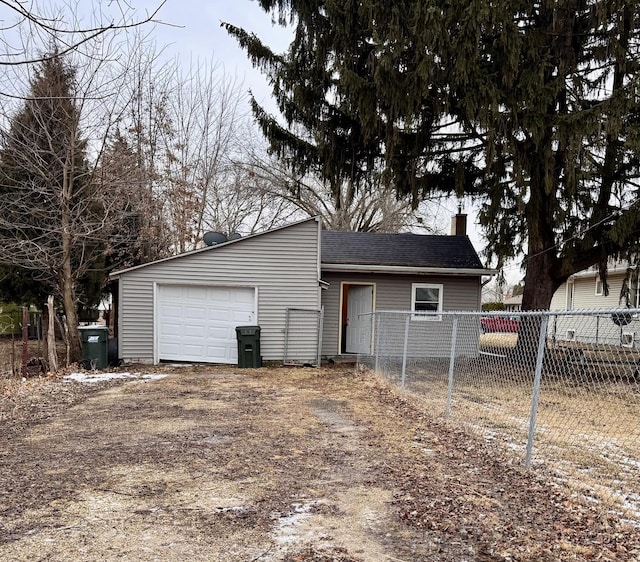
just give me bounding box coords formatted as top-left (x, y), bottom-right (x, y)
top-left (142, 0), bottom-right (292, 109)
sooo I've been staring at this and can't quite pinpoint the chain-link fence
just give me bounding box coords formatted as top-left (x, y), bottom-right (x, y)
top-left (360, 309), bottom-right (640, 524)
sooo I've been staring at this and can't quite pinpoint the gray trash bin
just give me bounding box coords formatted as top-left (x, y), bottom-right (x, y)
top-left (235, 326), bottom-right (261, 368)
top-left (79, 326), bottom-right (109, 370)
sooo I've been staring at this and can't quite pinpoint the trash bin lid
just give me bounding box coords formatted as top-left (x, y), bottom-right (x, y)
top-left (235, 325), bottom-right (260, 335)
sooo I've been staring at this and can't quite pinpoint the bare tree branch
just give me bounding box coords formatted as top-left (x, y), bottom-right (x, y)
top-left (0, 0), bottom-right (168, 66)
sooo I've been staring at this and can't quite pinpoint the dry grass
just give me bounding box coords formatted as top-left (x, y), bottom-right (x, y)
top-left (0, 338), bottom-right (64, 382)
top-left (2, 365), bottom-right (639, 560)
top-left (393, 359), bottom-right (640, 524)
top-left (480, 332), bottom-right (519, 349)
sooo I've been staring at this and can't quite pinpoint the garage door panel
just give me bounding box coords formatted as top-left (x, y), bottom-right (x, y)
top-left (184, 306), bottom-right (206, 320)
top-left (232, 290), bottom-right (254, 304)
top-left (208, 288), bottom-right (232, 300)
top-left (161, 343), bottom-right (181, 355)
top-left (182, 324), bottom-right (206, 338)
top-left (182, 343), bottom-right (205, 355)
top-left (206, 326), bottom-right (230, 339)
top-left (208, 307), bottom-right (233, 318)
top-left (162, 286), bottom-right (184, 300)
top-left (160, 304), bottom-right (183, 318)
top-left (158, 285), bottom-right (255, 364)
top-left (206, 344), bottom-right (229, 357)
top-left (159, 322), bottom-right (182, 336)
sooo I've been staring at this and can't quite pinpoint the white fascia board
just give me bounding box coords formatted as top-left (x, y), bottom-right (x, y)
top-left (321, 263), bottom-right (497, 276)
top-left (572, 264), bottom-right (636, 279)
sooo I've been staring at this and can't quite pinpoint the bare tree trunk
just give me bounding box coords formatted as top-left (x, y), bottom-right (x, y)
top-left (60, 157), bottom-right (82, 364)
top-left (21, 307), bottom-right (28, 378)
top-left (46, 295), bottom-right (58, 372)
top-left (61, 280), bottom-right (80, 364)
top-left (41, 308), bottom-right (49, 368)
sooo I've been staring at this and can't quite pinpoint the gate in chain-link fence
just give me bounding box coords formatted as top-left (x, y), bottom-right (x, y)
top-left (283, 307), bottom-right (324, 367)
top-left (359, 309), bottom-right (640, 524)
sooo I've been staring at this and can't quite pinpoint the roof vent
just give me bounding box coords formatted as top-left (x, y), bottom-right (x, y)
top-left (203, 231), bottom-right (228, 246)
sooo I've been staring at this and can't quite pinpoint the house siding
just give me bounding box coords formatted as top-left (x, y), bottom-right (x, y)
top-left (320, 272), bottom-right (481, 356)
top-left (117, 219), bottom-right (321, 363)
top-left (552, 269), bottom-right (631, 312)
top-left (550, 271), bottom-right (636, 346)
top-left (283, 307), bottom-right (323, 365)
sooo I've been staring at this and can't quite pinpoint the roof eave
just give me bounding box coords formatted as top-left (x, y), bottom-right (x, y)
top-left (321, 263), bottom-right (497, 276)
top-left (572, 264), bottom-right (636, 280)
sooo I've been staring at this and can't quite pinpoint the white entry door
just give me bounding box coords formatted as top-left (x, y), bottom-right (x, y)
top-left (346, 284), bottom-right (373, 354)
top-left (157, 285), bottom-right (255, 363)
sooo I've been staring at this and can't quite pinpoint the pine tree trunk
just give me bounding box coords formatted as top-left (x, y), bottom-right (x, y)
top-left (516, 251), bottom-right (562, 362)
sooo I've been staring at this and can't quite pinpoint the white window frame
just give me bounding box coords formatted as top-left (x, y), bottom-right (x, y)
top-left (595, 277), bottom-right (603, 296)
top-left (566, 329), bottom-right (576, 341)
top-left (622, 332), bottom-right (635, 348)
top-left (566, 280), bottom-right (575, 310)
top-left (411, 283), bottom-right (443, 321)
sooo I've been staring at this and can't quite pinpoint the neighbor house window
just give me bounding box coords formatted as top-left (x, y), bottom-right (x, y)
top-left (567, 280), bottom-right (575, 310)
top-left (595, 278), bottom-right (603, 296)
top-left (412, 283), bottom-right (443, 321)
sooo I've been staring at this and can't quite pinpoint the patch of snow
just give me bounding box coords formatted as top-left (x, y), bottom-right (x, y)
top-left (214, 506), bottom-right (249, 515)
top-left (64, 372), bottom-right (168, 384)
top-left (272, 501), bottom-right (321, 545)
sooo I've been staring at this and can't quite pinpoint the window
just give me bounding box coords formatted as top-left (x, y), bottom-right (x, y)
top-left (567, 280), bottom-right (575, 310)
top-left (595, 278), bottom-right (603, 296)
top-left (566, 329), bottom-right (576, 341)
top-left (411, 283), bottom-right (443, 321)
top-left (622, 332), bottom-right (635, 348)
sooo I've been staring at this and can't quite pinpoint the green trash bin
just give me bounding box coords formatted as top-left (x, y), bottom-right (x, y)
top-left (235, 326), bottom-right (261, 368)
top-left (79, 326), bottom-right (109, 370)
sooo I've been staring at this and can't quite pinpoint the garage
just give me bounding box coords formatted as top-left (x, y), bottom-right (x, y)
top-left (157, 285), bottom-right (256, 364)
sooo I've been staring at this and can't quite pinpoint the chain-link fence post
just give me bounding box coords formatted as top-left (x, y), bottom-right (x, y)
top-left (446, 316), bottom-right (459, 418)
top-left (374, 313), bottom-right (381, 373)
top-left (525, 314), bottom-right (550, 468)
top-left (400, 314), bottom-right (410, 387)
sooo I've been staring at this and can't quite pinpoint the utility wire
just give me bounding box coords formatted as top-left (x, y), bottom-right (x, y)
top-left (520, 196), bottom-right (640, 267)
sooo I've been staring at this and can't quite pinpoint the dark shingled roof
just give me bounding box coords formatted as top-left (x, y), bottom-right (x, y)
top-left (321, 231), bottom-right (484, 270)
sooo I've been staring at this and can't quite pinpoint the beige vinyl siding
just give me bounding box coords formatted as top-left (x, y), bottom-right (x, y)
top-left (320, 272), bottom-right (482, 356)
top-left (283, 308), bottom-right (323, 365)
top-left (118, 219), bottom-right (320, 363)
top-left (551, 271), bottom-right (634, 346)
top-left (552, 272), bottom-right (627, 311)
top-left (549, 284), bottom-right (568, 310)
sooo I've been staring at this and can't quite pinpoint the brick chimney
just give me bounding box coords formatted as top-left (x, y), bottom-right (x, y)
top-left (450, 208), bottom-right (467, 236)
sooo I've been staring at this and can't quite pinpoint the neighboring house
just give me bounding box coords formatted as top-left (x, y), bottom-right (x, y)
top-left (550, 262), bottom-right (640, 347)
top-left (503, 294), bottom-right (522, 312)
top-left (551, 262), bottom-right (638, 311)
top-left (110, 215), bottom-right (493, 365)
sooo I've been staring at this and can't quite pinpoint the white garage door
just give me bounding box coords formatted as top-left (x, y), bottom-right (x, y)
top-left (157, 285), bottom-right (256, 364)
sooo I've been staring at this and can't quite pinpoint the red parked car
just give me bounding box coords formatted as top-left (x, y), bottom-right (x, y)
top-left (480, 315), bottom-right (520, 333)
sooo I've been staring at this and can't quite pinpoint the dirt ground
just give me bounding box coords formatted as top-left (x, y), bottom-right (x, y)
top-left (1, 364), bottom-right (639, 561)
